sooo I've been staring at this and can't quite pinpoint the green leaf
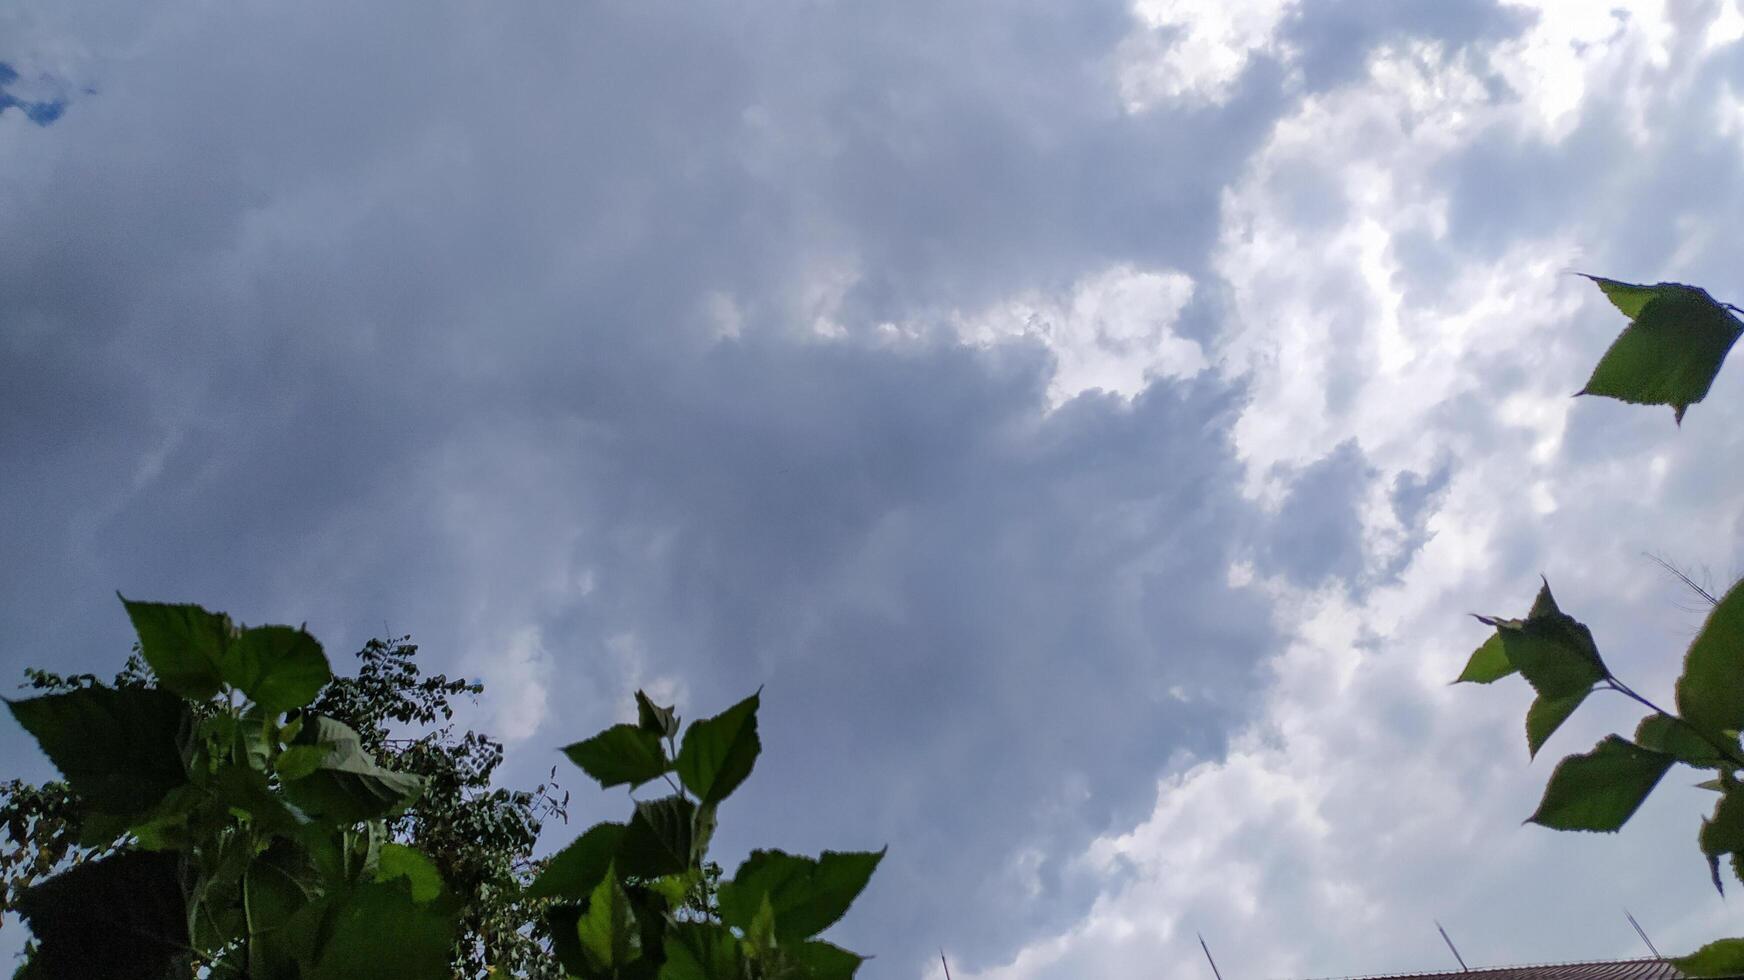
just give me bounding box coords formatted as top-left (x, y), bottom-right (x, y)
top-left (303, 879), bottom-right (456, 980)
top-left (1678, 578), bottom-right (1744, 744)
top-left (1584, 275), bottom-right (1660, 318)
top-left (675, 691), bottom-right (761, 806)
top-left (1635, 714), bottom-right (1732, 769)
top-left (1674, 938), bottom-right (1744, 977)
top-left (617, 795), bottom-right (696, 879)
top-left (1479, 581), bottom-right (1606, 700)
top-left (1525, 692), bottom-right (1589, 759)
top-left (528, 822), bottom-right (626, 900)
top-left (1528, 736), bottom-right (1674, 832)
top-left (373, 843), bottom-right (445, 904)
top-left (280, 716), bottom-right (423, 823)
top-left (275, 744), bottom-right (329, 782)
top-left (718, 848), bottom-right (885, 942)
top-left (562, 723), bottom-right (671, 790)
top-left (12, 850), bottom-right (191, 980)
top-left (222, 626), bottom-right (331, 715)
top-left (1577, 278), bottom-right (1743, 423)
top-left (637, 690), bottom-right (681, 739)
top-left (658, 922), bottom-right (744, 980)
top-left (1454, 633), bottom-right (1515, 684)
top-left (782, 940), bottom-right (866, 979)
top-left (6, 686), bottom-right (190, 818)
top-left (120, 596), bottom-right (233, 701)
top-left (576, 866), bottom-right (642, 972)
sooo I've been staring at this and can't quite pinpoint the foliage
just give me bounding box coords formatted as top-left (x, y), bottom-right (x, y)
top-left (3, 598), bottom-right (881, 978)
top-left (1460, 275), bottom-right (1744, 975)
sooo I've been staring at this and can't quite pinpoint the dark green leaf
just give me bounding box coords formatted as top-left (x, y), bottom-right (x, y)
top-left (304, 879), bottom-right (456, 980)
top-left (1480, 581), bottom-right (1605, 699)
top-left (6, 686), bottom-right (190, 817)
top-left (1635, 714), bottom-right (1732, 769)
top-left (1678, 578), bottom-right (1744, 743)
top-left (718, 848), bottom-right (885, 941)
top-left (658, 922), bottom-right (745, 980)
top-left (528, 822), bottom-right (626, 900)
top-left (1525, 692), bottom-right (1589, 759)
top-left (576, 866), bottom-right (641, 972)
top-left (637, 690), bottom-right (681, 739)
top-left (281, 716), bottom-right (423, 823)
top-left (562, 723), bottom-right (671, 790)
top-left (1577, 278), bottom-right (1743, 423)
top-left (545, 903), bottom-right (588, 977)
top-left (1674, 938), bottom-right (1744, 978)
top-left (120, 596), bottom-right (232, 701)
top-left (1454, 633), bottom-right (1514, 684)
top-left (617, 795), bottom-right (696, 879)
top-left (222, 626), bottom-right (331, 715)
top-left (783, 940), bottom-right (865, 979)
top-left (1528, 736), bottom-right (1674, 832)
top-left (12, 851), bottom-right (191, 980)
top-left (675, 691), bottom-right (761, 807)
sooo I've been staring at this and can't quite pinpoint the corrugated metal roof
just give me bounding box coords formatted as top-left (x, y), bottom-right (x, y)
top-left (1303, 958), bottom-right (1722, 980)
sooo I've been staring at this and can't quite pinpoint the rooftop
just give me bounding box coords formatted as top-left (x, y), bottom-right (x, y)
top-left (1307, 959), bottom-right (1717, 980)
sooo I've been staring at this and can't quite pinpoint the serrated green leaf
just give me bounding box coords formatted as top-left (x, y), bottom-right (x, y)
top-left (6, 687), bottom-right (191, 818)
top-left (576, 866), bottom-right (641, 972)
top-left (562, 723), bottom-right (671, 790)
top-left (1674, 938), bottom-right (1744, 977)
top-left (280, 716), bottom-right (423, 823)
top-left (1678, 578), bottom-right (1744, 746)
top-left (718, 848), bottom-right (885, 942)
top-left (1583, 274), bottom-right (1660, 318)
top-left (1455, 633), bottom-right (1515, 684)
top-left (1577, 279), bottom-right (1743, 423)
top-left (1528, 735), bottom-right (1674, 832)
top-left (617, 795), bottom-right (696, 879)
top-left (120, 596), bottom-right (233, 701)
top-left (222, 626), bottom-right (331, 715)
top-left (1635, 714), bottom-right (1732, 769)
top-left (675, 691), bottom-right (761, 807)
top-left (528, 822), bottom-right (626, 901)
top-left (1484, 582), bottom-right (1606, 699)
top-left (1525, 692), bottom-right (1589, 759)
top-left (637, 690), bottom-right (680, 739)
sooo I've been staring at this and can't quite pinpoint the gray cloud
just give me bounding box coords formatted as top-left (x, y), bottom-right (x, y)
top-left (0, 0), bottom-right (1646, 975)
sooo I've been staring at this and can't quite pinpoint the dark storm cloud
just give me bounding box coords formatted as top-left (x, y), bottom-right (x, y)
top-left (0, 0), bottom-right (1546, 973)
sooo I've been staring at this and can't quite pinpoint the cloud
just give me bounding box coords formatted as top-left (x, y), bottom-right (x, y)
top-left (5, 0), bottom-right (1744, 976)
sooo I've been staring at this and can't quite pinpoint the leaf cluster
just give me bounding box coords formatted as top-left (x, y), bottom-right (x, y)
top-left (4, 598), bottom-right (881, 979)
top-left (1459, 275), bottom-right (1744, 974)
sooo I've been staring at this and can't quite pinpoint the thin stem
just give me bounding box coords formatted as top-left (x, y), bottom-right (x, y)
top-left (1604, 677), bottom-right (1744, 769)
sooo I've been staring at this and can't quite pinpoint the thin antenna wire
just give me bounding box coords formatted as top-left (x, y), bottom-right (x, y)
top-left (1435, 920), bottom-right (1470, 972)
top-left (1198, 932), bottom-right (1226, 980)
top-left (1625, 909), bottom-right (1664, 961)
top-left (940, 949), bottom-right (953, 980)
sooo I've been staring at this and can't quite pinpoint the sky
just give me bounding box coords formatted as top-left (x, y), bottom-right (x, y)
top-left (5, 1), bottom-right (1744, 977)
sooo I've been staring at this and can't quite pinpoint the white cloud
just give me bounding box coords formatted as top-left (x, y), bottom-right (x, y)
top-left (1116, 0), bottom-right (1300, 110)
top-left (956, 265), bottom-right (1202, 408)
top-left (953, 5), bottom-right (1744, 977)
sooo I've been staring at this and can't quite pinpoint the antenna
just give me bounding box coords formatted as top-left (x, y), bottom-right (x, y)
top-left (940, 949), bottom-right (953, 980)
top-left (1435, 920), bottom-right (1470, 972)
top-left (1198, 932), bottom-right (1226, 980)
top-left (1625, 909), bottom-right (1664, 961)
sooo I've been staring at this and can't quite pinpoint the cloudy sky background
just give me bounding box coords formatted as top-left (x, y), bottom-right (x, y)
top-left (7, 1), bottom-right (1744, 976)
